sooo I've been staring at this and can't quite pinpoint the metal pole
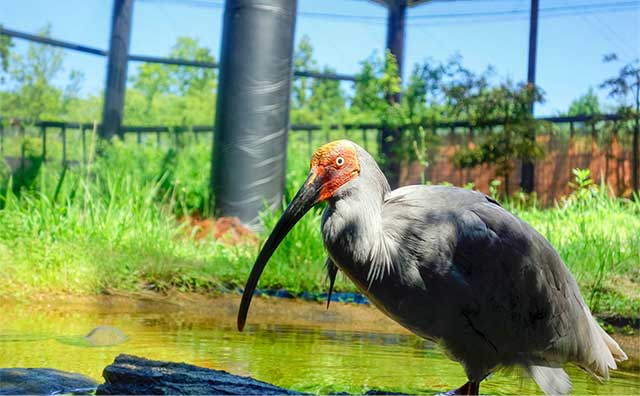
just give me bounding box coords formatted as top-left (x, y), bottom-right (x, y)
top-left (211, 0), bottom-right (298, 228)
top-left (520, 0), bottom-right (539, 193)
top-left (385, 0), bottom-right (406, 92)
top-left (101, 0), bottom-right (133, 140)
top-left (381, 0), bottom-right (406, 188)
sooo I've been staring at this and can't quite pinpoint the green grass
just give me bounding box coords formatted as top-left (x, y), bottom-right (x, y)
top-left (0, 137), bottom-right (638, 318)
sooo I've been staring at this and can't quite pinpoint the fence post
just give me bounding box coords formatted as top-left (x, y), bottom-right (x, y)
top-left (137, 130), bottom-right (142, 145)
top-left (590, 121), bottom-right (598, 162)
top-left (20, 125), bottom-right (25, 169)
top-left (61, 125), bottom-right (67, 166)
top-left (569, 121), bottom-right (574, 139)
top-left (0, 123), bottom-right (3, 158)
top-left (82, 127), bottom-right (87, 165)
top-left (156, 131), bottom-right (161, 147)
top-left (362, 129), bottom-right (368, 153)
top-left (41, 124), bottom-right (47, 162)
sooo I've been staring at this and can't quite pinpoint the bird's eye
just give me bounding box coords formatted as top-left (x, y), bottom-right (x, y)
top-left (335, 157), bottom-right (345, 167)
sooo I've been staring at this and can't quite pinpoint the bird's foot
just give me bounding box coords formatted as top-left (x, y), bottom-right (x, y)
top-left (439, 381), bottom-right (479, 396)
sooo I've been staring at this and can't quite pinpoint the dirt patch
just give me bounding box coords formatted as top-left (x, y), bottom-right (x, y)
top-left (181, 216), bottom-right (258, 245)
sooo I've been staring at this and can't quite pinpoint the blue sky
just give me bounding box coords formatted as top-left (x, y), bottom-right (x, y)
top-left (1, 0), bottom-right (639, 116)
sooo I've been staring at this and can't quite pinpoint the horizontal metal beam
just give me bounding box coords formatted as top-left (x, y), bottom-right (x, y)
top-left (1, 113), bottom-right (627, 134)
top-left (0, 26), bottom-right (358, 81)
top-left (120, 125), bottom-right (215, 133)
top-left (291, 122), bottom-right (381, 131)
top-left (0, 26), bottom-right (107, 56)
top-left (293, 69), bottom-right (357, 82)
top-left (128, 54), bottom-right (218, 68)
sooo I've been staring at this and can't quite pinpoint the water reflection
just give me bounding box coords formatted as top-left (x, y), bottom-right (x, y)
top-left (0, 297), bottom-right (637, 395)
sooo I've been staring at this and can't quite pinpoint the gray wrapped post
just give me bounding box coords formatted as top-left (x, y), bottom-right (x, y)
top-left (102, 0), bottom-right (133, 140)
top-left (211, 0), bottom-right (297, 228)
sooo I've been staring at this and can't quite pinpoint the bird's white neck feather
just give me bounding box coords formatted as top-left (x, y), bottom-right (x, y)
top-left (321, 156), bottom-right (396, 287)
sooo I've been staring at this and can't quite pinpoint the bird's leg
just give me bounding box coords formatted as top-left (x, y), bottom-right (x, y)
top-left (442, 381), bottom-right (480, 395)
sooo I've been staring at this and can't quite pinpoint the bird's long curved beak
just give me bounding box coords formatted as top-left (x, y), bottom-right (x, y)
top-left (237, 170), bottom-right (323, 331)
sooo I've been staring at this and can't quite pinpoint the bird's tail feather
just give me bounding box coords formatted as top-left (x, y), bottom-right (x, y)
top-left (579, 313), bottom-right (628, 381)
top-left (528, 365), bottom-right (571, 396)
top-left (597, 323), bottom-right (628, 362)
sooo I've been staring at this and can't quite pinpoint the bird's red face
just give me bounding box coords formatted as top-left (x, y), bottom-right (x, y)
top-left (308, 140), bottom-right (361, 202)
top-left (237, 140), bottom-right (361, 331)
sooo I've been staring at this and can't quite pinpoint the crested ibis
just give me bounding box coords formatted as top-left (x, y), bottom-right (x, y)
top-left (237, 140), bottom-right (627, 395)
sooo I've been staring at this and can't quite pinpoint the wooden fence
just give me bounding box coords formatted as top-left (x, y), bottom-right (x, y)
top-left (1, 114), bottom-right (637, 203)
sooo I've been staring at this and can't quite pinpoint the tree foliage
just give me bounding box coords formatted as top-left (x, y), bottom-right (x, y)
top-left (128, 37), bottom-right (217, 125)
top-left (451, 81), bottom-right (546, 188)
top-left (2, 25), bottom-right (64, 120)
top-left (0, 24), bottom-right (13, 82)
top-left (567, 87), bottom-right (601, 116)
top-left (292, 35), bottom-right (315, 111)
top-left (0, 25), bottom-right (95, 121)
top-left (599, 54), bottom-right (640, 120)
top-left (0, 31), bottom-right (217, 125)
top-left (290, 36), bottom-right (346, 124)
top-left (6, 32), bottom-right (632, 193)
top-left (599, 54), bottom-right (640, 191)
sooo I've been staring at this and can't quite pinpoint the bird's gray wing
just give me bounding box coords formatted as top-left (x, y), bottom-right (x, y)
top-left (383, 186), bottom-right (579, 357)
top-left (450, 199), bottom-right (598, 366)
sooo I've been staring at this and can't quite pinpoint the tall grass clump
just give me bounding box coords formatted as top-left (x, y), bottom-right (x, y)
top-left (0, 137), bottom-right (337, 297)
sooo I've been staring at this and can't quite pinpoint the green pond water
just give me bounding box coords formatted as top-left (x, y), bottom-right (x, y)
top-left (0, 297), bottom-right (638, 395)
